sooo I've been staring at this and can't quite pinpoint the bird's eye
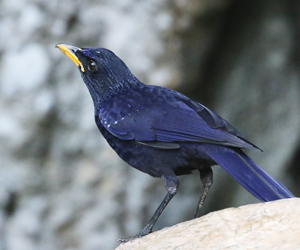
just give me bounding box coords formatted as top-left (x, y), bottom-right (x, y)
top-left (87, 60), bottom-right (97, 71)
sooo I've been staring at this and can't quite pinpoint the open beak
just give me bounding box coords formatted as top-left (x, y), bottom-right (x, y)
top-left (56, 43), bottom-right (85, 72)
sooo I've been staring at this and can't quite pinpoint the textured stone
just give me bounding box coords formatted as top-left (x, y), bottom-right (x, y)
top-left (116, 198), bottom-right (300, 250)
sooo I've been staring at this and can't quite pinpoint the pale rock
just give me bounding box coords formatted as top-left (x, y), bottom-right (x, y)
top-left (116, 198), bottom-right (300, 250)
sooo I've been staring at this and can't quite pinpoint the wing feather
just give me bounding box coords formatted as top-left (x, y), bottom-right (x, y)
top-left (98, 87), bottom-right (259, 150)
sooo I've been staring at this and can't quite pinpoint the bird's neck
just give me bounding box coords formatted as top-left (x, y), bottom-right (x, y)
top-left (82, 72), bottom-right (142, 111)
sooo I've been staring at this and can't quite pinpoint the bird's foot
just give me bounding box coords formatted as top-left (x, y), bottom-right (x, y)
top-left (117, 225), bottom-right (152, 244)
top-left (194, 207), bottom-right (202, 218)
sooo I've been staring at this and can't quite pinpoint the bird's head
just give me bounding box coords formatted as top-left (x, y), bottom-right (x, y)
top-left (56, 44), bottom-right (139, 108)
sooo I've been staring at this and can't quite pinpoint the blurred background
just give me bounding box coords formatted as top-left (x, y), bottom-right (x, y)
top-left (0, 0), bottom-right (300, 249)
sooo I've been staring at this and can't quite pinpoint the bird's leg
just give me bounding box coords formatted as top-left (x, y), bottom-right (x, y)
top-left (117, 175), bottom-right (179, 243)
top-left (194, 168), bottom-right (213, 218)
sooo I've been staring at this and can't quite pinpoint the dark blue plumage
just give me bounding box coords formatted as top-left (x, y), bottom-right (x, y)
top-left (56, 44), bottom-right (295, 242)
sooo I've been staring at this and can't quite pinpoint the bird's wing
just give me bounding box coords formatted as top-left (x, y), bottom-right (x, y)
top-left (98, 91), bottom-right (259, 150)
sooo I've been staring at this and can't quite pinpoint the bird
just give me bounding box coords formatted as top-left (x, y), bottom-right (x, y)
top-left (56, 43), bottom-right (295, 243)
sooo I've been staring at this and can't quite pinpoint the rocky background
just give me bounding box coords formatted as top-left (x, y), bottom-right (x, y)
top-left (0, 0), bottom-right (299, 250)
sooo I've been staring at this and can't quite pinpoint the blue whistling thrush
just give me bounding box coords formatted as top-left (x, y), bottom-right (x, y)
top-left (56, 44), bottom-right (295, 243)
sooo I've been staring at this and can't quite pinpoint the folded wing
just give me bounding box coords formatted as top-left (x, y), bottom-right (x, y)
top-left (98, 88), bottom-right (259, 150)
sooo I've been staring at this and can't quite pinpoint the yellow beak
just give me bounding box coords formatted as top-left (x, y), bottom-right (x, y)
top-left (56, 43), bottom-right (85, 72)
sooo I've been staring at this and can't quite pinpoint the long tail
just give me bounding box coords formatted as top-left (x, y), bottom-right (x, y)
top-left (204, 145), bottom-right (294, 201)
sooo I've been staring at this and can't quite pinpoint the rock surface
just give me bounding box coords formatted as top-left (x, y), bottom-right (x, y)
top-left (116, 198), bottom-right (300, 250)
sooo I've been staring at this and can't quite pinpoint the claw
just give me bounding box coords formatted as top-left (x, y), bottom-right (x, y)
top-left (116, 236), bottom-right (136, 244)
top-left (116, 227), bottom-right (152, 244)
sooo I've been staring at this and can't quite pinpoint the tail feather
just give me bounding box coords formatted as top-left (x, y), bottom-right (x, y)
top-left (204, 145), bottom-right (294, 201)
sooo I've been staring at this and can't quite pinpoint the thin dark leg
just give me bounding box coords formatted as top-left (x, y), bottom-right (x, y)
top-left (194, 168), bottom-right (213, 218)
top-left (118, 175), bottom-right (179, 243)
